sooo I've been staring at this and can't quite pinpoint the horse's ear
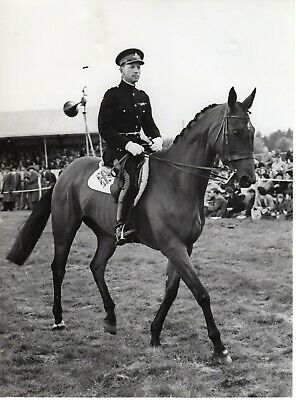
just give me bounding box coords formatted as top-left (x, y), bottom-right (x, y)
top-left (228, 87), bottom-right (237, 110)
top-left (242, 88), bottom-right (256, 111)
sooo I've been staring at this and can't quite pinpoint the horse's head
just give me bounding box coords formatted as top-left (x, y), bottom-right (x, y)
top-left (211, 87), bottom-right (256, 188)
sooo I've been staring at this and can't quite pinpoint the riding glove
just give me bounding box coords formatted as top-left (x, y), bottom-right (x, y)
top-left (125, 141), bottom-right (145, 156)
top-left (150, 137), bottom-right (163, 152)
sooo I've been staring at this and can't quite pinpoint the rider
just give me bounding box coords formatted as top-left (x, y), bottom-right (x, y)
top-left (98, 48), bottom-right (163, 245)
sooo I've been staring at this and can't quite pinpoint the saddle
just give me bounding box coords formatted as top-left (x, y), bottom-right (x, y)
top-left (87, 156), bottom-right (149, 206)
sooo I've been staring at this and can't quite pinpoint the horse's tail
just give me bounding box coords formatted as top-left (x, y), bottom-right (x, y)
top-left (6, 185), bottom-right (54, 266)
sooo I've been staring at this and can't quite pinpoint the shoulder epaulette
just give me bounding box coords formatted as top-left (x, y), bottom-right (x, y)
top-left (138, 88), bottom-right (149, 97)
top-left (108, 85), bottom-right (119, 92)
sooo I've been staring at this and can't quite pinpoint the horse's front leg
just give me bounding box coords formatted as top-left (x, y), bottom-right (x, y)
top-left (90, 235), bottom-right (117, 334)
top-left (150, 245), bottom-right (193, 346)
top-left (150, 260), bottom-right (180, 346)
top-left (161, 241), bottom-right (232, 364)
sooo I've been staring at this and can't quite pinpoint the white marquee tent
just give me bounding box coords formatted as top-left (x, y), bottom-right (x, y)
top-left (0, 107), bottom-right (98, 138)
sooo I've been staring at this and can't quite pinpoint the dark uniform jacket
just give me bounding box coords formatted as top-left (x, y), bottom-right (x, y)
top-left (98, 80), bottom-right (160, 166)
top-left (1, 171), bottom-right (20, 202)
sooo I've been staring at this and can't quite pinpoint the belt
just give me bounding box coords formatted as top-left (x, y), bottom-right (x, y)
top-left (118, 131), bottom-right (140, 136)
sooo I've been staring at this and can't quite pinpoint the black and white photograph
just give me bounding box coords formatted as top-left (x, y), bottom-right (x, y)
top-left (0, 0), bottom-right (293, 397)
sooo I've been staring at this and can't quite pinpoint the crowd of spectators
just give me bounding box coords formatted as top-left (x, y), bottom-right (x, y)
top-left (0, 145), bottom-right (91, 171)
top-left (0, 143), bottom-right (103, 211)
top-left (205, 147), bottom-right (293, 221)
top-left (1, 165), bottom-right (57, 211)
top-left (0, 145), bottom-right (293, 220)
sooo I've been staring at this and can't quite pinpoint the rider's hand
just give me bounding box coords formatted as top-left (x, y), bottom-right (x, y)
top-left (150, 137), bottom-right (163, 152)
top-left (125, 141), bottom-right (144, 156)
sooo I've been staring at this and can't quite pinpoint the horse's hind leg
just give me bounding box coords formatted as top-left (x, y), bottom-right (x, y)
top-left (51, 243), bottom-right (71, 329)
top-left (51, 208), bottom-right (81, 329)
top-left (150, 260), bottom-right (180, 346)
top-left (90, 235), bottom-right (117, 334)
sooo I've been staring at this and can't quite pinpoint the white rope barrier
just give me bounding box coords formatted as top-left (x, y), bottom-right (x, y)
top-left (257, 178), bottom-right (293, 182)
top-left (2, 187), bottom-right (52, 194)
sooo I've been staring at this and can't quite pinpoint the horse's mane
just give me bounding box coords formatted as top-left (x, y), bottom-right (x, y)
top-left (173, 103), bottom-right (218, 144)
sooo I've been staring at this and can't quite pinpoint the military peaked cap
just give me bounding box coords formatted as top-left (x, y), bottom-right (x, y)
top-left (115, 48), bottom-right (144, 66)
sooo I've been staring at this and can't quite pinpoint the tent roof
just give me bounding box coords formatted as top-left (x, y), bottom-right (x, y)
top-left (0, 107), bottom-right (98, 138)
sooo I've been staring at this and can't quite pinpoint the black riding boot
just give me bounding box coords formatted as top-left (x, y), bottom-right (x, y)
top-left (115, 170), bottom-right (137, 245)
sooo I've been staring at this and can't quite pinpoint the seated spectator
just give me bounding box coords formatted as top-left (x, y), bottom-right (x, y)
top-left (204, 188), bottom-right (227, 218)
top-left (274, 193), bottom-right (285, 217)
top-left (286, 148), bottom-right (293, 163)
top-left (256, 172), bottom-right (274, 194)
top-left (253, 186), bottom-right (275, 219)
top-left (223, 187), bottom-right (245, 218)
top-left (245, 188), bottom-right (256, 218)
top-left (283, 193), bottom-right (293, 220)
top-left (261, 146), bottom-right (273, 166)
top-left (258, 165), bottom-right (268, 177)
top-left (272, 171), bottom-right (288, 196)
top-left (285, 155), bottom-right (293, 170)
top-left (254, 158), bottom-right (260, 168)
top-left (271, 152), bottom-right (285, 177)
top-left (284, 170), bottom-right (293, 196)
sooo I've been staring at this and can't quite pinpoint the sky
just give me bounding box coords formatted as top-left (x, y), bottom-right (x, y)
top-left (0, 0), bottom-right (294, 139)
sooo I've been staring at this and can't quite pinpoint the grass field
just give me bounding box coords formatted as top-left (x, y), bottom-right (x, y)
top-left (0, 211), bottom-right (292, 397)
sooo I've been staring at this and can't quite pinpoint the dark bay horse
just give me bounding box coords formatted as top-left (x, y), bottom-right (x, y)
top-left (7, 87), bottom-right (256, 363)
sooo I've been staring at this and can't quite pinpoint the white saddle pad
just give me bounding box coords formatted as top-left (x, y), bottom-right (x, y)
top-left (87, 156), bottom-right (150, 206)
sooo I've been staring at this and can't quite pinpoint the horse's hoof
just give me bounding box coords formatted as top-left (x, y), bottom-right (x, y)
top-left (212, 349), bottom-right (232, 364)
top-left (103, 320), bottom-right (117, 335)
top-left (150, 337), bottom-right (161, 347)
top-left (52, 320), bottom-right (66, 330)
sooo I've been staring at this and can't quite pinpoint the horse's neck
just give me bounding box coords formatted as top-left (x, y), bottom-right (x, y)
top-left (159, 108), bottom-right (221, 200)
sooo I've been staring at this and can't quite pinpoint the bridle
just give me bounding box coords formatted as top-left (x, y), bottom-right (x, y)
top-left (213, 107), bottom-right (253, 164)
top-left (150, 107), bottom-right (254, 182)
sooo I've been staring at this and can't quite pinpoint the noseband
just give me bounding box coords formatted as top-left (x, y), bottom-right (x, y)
top-left (214, 108), bottom-right (253, 164)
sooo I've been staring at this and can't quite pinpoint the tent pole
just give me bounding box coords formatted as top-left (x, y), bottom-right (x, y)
top-left (43, 137), bottom-right (48, 168)
top-left (85, 132), bottom-right (89, 156)
top-left (82, 109), bottom-right (95, 157)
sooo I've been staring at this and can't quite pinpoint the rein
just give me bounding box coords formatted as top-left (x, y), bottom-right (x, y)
top-left (149, 108), bottom-right (252, 182)
top-left (150, 155), bottom-right (227, 181)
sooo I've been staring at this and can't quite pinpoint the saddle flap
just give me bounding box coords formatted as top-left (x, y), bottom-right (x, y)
top-left (87, 157), bottom-right (150, 206)
top-left (87, 161), bottom-right (114, 194)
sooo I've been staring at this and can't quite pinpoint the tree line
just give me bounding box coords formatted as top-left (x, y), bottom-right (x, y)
top-left (164, 128), bottom-right (293, 154)
top-left (254, 129), bottom-right (293, 154)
